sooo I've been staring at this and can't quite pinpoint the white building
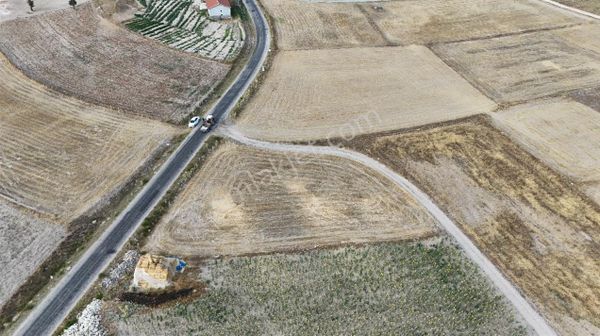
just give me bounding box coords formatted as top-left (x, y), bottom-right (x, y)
top-left (206, 0), bottom-right (231, 19)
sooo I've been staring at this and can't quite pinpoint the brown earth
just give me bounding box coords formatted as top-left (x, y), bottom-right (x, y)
top-left (431, 24), bottom-right (600, 104)
top-left (235, 45), bottom-right (495, 141)
top-left (145, 140), bottom-right (438, 256)
top-left (347, 116), bottom-right (600, 336)
top-left (260, 0), bottom-right (386, 50)
top-left (358, 0), bottom-right (588, 45)
top-left (0, 4), bottom-right (230, 123)
top-left (0, 52), bottom-right (181, 224)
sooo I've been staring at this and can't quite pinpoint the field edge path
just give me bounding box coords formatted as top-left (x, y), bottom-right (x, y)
top-left (220, 126), bottom-right (558, 336)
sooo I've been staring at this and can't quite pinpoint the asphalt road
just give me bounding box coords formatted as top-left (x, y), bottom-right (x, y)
top-left (13, 1), bottom-right (269, 335)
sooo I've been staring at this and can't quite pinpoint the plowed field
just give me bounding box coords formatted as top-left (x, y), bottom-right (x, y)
top-left (0, 200), bottom-right (65, 308)
top-left (235, 45), bottom-right (495, 141)
top-left (146, 140), bottom-right (438, 256)
top-left (432, 26), bottom-right (600, 103)
top-left (349, 116), bottom-right (600, 336)
top-left (0, 4), bottom-right (229, 123)
top-left (0, 53), bottom-right (181, 223)
top-left (359, 0), bottom-right (587, 45)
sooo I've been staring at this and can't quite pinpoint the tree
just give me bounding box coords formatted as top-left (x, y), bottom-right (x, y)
top-left (69, 0), bottom-right (76, 8)
top-left (27, 0), bottom-right (34, 11)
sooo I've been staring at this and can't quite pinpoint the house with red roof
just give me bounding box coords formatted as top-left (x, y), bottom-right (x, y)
top-left (206, 0), bottom-right (231, 19)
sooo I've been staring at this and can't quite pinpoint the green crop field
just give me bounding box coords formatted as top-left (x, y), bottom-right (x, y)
top-left (106, 240), bottom-right (526, 335)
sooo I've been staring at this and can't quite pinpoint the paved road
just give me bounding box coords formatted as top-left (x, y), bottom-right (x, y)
top-left (13, 1), bottom-right (270, 335)
top-left (221, 126), bottom-right (558, 336)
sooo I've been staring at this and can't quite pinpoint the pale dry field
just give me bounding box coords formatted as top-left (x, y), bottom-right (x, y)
top-left (492, 99), bottom-right (600, 183)
top-left (0, 53), bottom-right (181, 223)
top-left (556, 0), bottom-right (600, 15)
top-left (0, 4), bottom-right (229, 123)
top-left (236, 45), bottom-right (495, 141)
top-left (146, 140), bottom-right (438, 256)
top-left (0, 200), bottom-right (65, 308)
top-left (432, 25), bottom-right (600, 103)
top-left (260, 0), bottom-right (386, 50)
top-left (349, 117), bottom-right (600, 336)
top-left (358, 0), bottom-right (587, 45)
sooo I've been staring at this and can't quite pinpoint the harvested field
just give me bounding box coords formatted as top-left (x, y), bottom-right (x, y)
top-left (586, 184), bottom-right (600, 205)
top-left (492, 99), bottom-right (600, 183)
top-left (0, 52), bottom-right (181, 223)
top-left (260, 0), bottom-right (386, 50)
top-left (145, 140), bottom-right (438, 256)
top-left (348, 116), bottom-right (600, 336)
top-left (0, 200), bottom-right (65, 308)
top-left (0, 4), bottom-right (230, 123)
top-left (555, 0), bottom-right (600, 15)
top-left (235, 45), bottom-right (495, 141)
top-left (358, 0), bottom-right (587, 45)
top-left (432, 26), bottom-right (600, 103)
top-left (126, 0), bottom-right (245, 61)
top-left (105, 241), bottom-right (527, 336)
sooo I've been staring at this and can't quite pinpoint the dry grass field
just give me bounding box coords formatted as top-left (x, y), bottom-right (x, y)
top-left (106, 241), bottom-right (527, 336)
top-left (432, 26), bottom-right (600, 104)
top-left (260, 0), bottom-right (386, 50)
top-left (235, 45), bottom-right (495, 141)
top-left (0, 4), bottom-right (229, 123)
top-left (492, 99), bottom-right (600, 183)
top-left (0, 200), bottom-right (65, 308)
top-left (145, 140), bottom-right (438, 256)
top-left (358, 0), bottom-right (587, 45)
top-left (0, 52), bottom-right (181, 223)
top-left (349, 116), bottom-right (600, 336)
top-left (556, 0), bottom-right (600, 15)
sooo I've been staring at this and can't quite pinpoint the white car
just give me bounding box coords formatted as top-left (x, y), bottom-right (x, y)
top-left (188, 116), bottom-right (201, 128)
top-left (200, 115), bottom-right (215, 133)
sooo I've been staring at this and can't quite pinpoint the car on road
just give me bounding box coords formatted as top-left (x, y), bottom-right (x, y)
top-left (188, 116), bottom-right (201, 128)
top-left (200, 115), bottom-right (215, 133)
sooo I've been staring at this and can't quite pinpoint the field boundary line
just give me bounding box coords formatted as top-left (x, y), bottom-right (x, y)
top-left (220, 126), bottom-right (558, 336)
top-left (536, 0), bottom-right (600, 20)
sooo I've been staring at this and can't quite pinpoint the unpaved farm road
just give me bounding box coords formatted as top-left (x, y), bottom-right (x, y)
top-left (220, 126), bottom-right (558, 336)
top-left (12, 0), bottom-right (270, 334)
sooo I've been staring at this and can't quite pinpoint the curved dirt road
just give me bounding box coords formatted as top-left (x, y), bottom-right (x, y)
top-left (220, 126), bottom-right (557, 336)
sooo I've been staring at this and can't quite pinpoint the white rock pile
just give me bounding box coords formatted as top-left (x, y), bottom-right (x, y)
top-left (102, 250), bottom-right (140, 289)
top-left (61, 299), bottom-right (107, 336)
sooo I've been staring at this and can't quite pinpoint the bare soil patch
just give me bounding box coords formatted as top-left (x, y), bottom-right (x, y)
top-left (146, 140), bottom-right (438, 256)
top-left (0, 52), bottom-right (181, 223)
top-left (0, 200), bottom-right (65, 308)
top-left (348, 116), bottom-right (600, 336)
top-left (0, 0), bottom-right (90, 22)
top-left (0, 4), bottom-right (230, 123)
top-left (359, 0), bottom-right (587, 45)
top-left (432, 25), bottom-right (600, 104)
top-left (235, 45), bottom-right (495, 141)
top-left (260, 0), bottom-right (386, 50)
top-left (492, 99), bottom-right (600, 183)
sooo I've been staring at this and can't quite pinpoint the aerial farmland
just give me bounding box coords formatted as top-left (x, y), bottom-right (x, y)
top-left (1, 0), bottom-right (600, 334)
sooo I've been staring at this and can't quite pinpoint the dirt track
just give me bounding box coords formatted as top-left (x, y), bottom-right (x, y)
top-left (0, 4), bottom-right (229, 123)
top-left (347, 117), bottom-right (600, 336)
top-left (146, 140), bottom-right (438, 256)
